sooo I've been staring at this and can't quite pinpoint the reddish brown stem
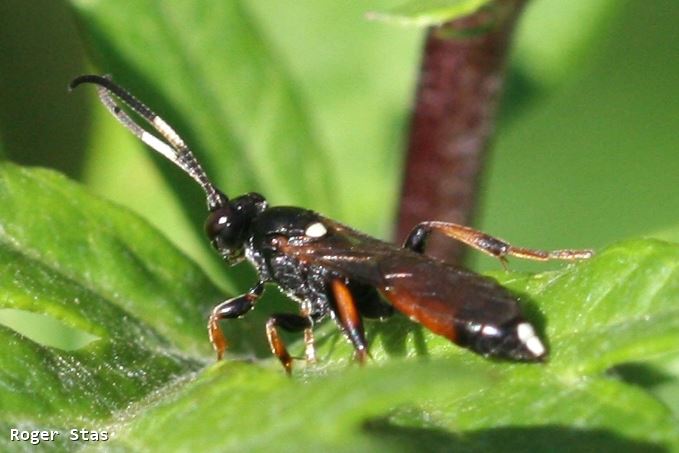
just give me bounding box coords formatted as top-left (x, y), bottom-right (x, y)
top-left (395, 0), bottom-right (528, 263)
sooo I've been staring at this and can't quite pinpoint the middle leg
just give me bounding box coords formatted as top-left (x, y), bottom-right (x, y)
top-left (266, 313), bottom-right (312, 375)
top-left (330, 279), bottom-right (369, 364)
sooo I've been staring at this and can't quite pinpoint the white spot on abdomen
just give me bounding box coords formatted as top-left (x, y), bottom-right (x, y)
top-left (517, 322), bottom-right (535, 341)
top-left (516, 322), bottom-right (546, 357)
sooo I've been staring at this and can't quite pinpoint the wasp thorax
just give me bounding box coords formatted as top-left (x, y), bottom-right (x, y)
top-left (205, 192), bottom-right (267, 263)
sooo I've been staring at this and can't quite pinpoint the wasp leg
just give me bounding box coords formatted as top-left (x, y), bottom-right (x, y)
top-left (208, 282), bottom-right (264, 360)
top-left (299, 310), bottom-right (324, 365)
top-left (303, 323), bottom-right (317, 364)
top-left (404, 221), bottom-right (593, 268)
top-left (266, 314), bottom-right (312, 375)
top-left (330, 279), bottom-right (369, 364)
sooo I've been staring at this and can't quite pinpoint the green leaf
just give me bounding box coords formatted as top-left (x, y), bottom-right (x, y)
top-left (367, 0), bottom-right (494, 27)
top-left (0, 163), bottom-right (225, 355)
top-left (1, 163), bottom-right (679, 450)
top-left (652, 225), bottom-right (679, 245)
top-left (0, 162), bottom-right (245, 437)
top-left (102, 361), bottom-right (494, 452)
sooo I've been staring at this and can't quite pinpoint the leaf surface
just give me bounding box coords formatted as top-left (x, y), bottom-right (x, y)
top-left (1, 163), bottom-right (678, 451)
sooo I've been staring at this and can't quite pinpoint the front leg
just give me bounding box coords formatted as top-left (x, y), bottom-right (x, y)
top-left (208, 282), bottom-right (264, 360)
top-left (404, 221), bottom-right (593, 267)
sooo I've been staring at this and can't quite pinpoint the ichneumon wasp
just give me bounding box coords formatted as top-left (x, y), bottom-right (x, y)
top-left (70, 75), bottom-right (593, 374)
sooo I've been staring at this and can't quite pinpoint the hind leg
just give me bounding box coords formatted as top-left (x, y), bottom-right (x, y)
top-left (404, 221), bottom-right (593, 268)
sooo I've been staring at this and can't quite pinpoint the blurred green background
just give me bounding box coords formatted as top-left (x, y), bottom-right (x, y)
top-left (1, 0), bottom-right (677, 279)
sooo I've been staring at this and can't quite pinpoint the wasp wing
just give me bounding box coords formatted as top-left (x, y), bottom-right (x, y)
top-left (282, 218), bottom-right (524, 344)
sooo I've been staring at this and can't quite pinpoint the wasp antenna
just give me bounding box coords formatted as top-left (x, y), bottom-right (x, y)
top-left (70, 74), bottom-right (227, 210)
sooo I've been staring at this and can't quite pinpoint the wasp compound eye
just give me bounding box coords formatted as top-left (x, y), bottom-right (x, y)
top-left (205, 206), bottom-right (234, 241)
top-left (204, 203), bottom-right (253, 264)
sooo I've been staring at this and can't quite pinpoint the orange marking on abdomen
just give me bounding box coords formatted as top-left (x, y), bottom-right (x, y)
top-left (382, 288), bottom-right (458, 343)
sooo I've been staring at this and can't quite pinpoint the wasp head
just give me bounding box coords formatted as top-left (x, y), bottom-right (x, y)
top-left (205, 192), bottom-right (267, 264)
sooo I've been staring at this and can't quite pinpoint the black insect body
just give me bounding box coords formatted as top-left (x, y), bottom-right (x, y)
top-left (71, 75), bottom-right (593, 374)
